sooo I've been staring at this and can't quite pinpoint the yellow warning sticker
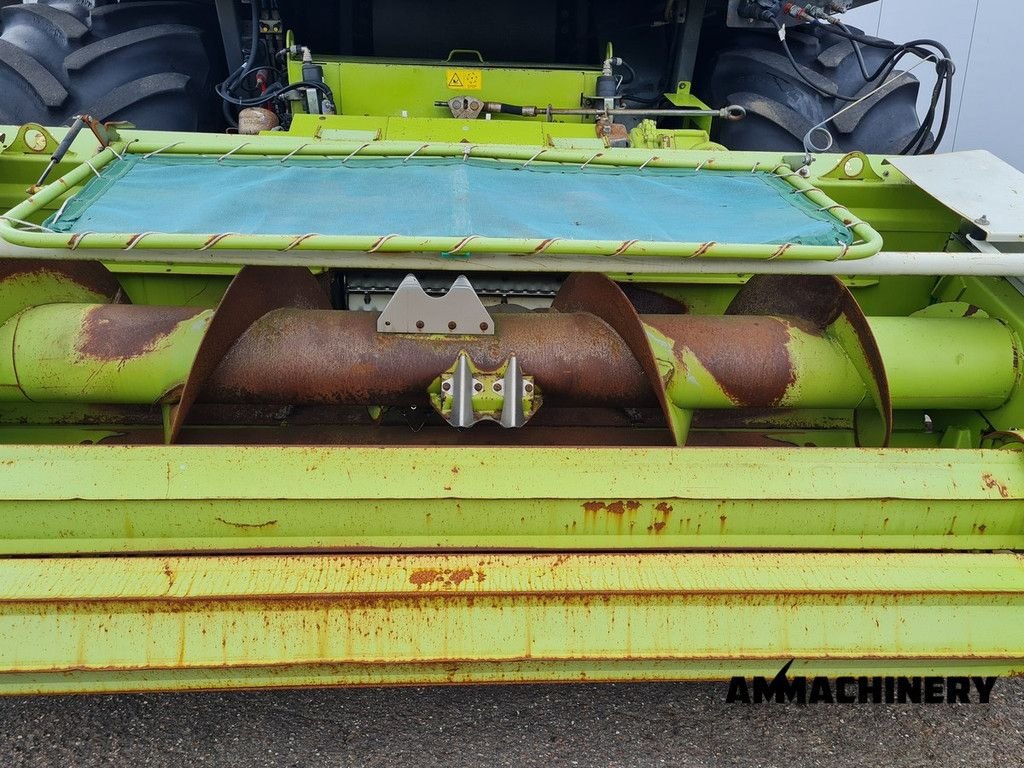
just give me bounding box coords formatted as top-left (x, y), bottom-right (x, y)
top-left (445, 69), bottom-right (482, 90)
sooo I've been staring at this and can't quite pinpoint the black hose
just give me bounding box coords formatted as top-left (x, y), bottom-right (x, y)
top-left (218, 80), bottom-right (334, 108)
top-left (217, 0), bottom-right (263, 122)
top-left (774, 20), bottom-right (955, 155)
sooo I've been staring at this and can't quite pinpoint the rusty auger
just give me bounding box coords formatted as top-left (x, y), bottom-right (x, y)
top-left (0, 260), bottom-right (1018, 446)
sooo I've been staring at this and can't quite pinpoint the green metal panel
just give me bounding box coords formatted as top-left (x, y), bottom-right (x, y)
top-left (0, 445), bottom-right (1020, 554)
top-left (289, 58), bottom-right (601, 121)
top-left (0, 552), bottom-right (1019, 694)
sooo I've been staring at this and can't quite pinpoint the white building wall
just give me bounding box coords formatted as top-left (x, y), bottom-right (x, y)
top-left (845, 0), bottom-right (1022, 169)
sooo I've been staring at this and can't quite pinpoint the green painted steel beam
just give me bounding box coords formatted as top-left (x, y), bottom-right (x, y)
top-left (3, 446), bottom-right (1019, 501)
top-left (0, 446), bottom-right (1020, 554)
top-left (0, 552), bottom-right (1019, 693)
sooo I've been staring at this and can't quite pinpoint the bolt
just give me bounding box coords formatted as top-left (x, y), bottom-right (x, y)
top-left (415, 320), bottom-right (425, 330)
top-left (524, 383), bottom-right (534, 394)
top-left (442, 381), bottom-right (451, 392)
top-left (493, 382), bottom-right (503, 393)
top-left (480, 322), bottom-right (489, 331)
top-left (474, 382), bottom-right (484, 392)
top-left (448, 321), bottom-right (457, 330)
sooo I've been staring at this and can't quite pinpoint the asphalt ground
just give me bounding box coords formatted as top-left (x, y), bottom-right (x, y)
top-left (0, 679), bottom-right (1020, 767)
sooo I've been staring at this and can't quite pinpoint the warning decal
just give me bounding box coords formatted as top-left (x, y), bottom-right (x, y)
top-left (445, 69), bottom-right (482, 90)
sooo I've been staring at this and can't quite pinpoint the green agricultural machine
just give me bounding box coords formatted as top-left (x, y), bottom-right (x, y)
top-left (0, 0), bottom-right (1021, 694)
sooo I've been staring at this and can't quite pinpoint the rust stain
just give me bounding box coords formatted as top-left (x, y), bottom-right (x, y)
top-left (214, 517), bottom-right (278, 530)
top-left (582, 501), bottom-right (605, 514)
top-left (982, 473), bottom-right (1010, 499)
top-left (646, 315), bottom-right (796, 406)
top-left (625, 500), bottom-right (641, 511)
top-left (0, 259), bottom-right (124, 302)
top-left (651, 521), bottom-right (666, 533)
top-left (605, 501), bottom-right (625, 515)
top-left (409, 569), bottom-right (440, 586)
top-left (408, 567), bottom-right (482, 587)
top-left (655, 502), bottom-right (673, 515)
top-left (77, 305), bottom-right (202, 361)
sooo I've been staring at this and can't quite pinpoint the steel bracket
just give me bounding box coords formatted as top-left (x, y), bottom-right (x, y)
top-left (431, 352), bottom-right (540, 428)
top-left (441, 96), bottom-right (485, 120)
top-left (378, 274), bottom-right (495, 335)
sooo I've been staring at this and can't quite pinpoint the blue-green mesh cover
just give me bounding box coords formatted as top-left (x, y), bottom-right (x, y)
top-left (46, 155), bottom-right (853, 247)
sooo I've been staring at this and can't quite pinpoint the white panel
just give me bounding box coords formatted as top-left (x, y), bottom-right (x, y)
top-left (871, 0), bottom-right (978, 152)
top-left (887, 151), bottom-right (1024, 243)
top-left (950, 0), bottom-right (1024, 170)
top-left (843, 3), bottom-right (881, 35)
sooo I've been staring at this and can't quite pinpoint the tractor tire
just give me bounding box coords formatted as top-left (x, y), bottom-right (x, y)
top-left (0, 0), bottom-right (221, 131)
top-left (697, 24), bottom-right (926, 154)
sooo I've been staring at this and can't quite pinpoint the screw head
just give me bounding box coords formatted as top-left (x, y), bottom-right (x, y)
top-left (442, 381), bottom-right (451, 392)
top-left (480, 322), bottom-right (489, 331)
top-left (448, 321), bottom-right (457, 330)
top-left (493, 382), bottom-right (503, 392)
top-left (524, 383), bottom-right (534, 394)
top-left (415, 320), bottom-right (425, 330)
top-left (474, 382), bottom-right (483, 392)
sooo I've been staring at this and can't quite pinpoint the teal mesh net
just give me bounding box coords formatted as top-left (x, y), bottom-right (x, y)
top-left (47, 155), bottom-right (854, 248)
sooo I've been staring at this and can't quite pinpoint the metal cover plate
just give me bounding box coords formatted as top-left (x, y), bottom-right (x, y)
top-left (886, 151), bottom-right (1024, 243)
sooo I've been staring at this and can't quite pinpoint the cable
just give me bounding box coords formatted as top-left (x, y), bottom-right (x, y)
top-left (217, 80), bottom-right (334, 108)
top-left (219, 0), bottom-right (262, 98)
top-left (774, 20), bottom-right (861, 101)
top-left (835, 21), bottom-right (871, 81)
top-left (773, 16), bottom-right (955, 154)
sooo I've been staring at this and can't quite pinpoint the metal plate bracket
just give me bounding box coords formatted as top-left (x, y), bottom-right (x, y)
top-left (378, 274), bottom-right (495, 335)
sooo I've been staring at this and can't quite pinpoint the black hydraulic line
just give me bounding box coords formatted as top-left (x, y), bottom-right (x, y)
top-left (773, 18), bottom-right (955, 155)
